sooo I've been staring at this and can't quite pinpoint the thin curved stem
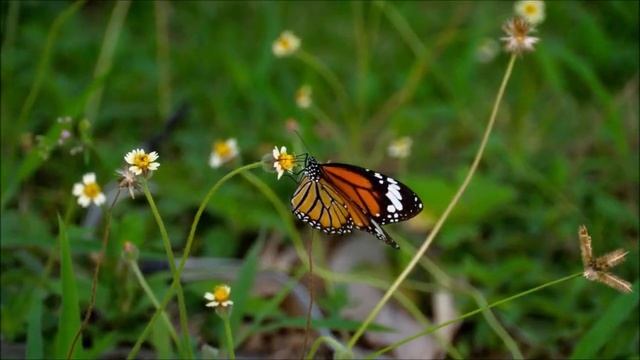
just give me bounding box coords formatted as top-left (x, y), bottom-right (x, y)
top-left (141, 179), bottom-right (191, 358)
top-left (127, 258), bottom-right (180, 346)
top-left (369, 273), bottom-right (583, 358)
top-left (223, 316), bottom-right (236, 360)
top-left (127, 162), bottom-right (261, 359)
top-left (67, 189), bottom-right (121, 359)
top-left (347, 54), bottom-right (518, 349)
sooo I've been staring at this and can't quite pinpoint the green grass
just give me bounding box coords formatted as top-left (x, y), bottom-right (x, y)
top-left (1, 1), bottom-right (638, 358)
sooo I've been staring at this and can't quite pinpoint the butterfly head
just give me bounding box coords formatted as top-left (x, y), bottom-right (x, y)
top-left (303, 155), bottom-right (321, 181)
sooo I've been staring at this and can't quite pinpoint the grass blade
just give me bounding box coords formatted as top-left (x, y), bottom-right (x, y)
top-left (570, 281), bottom-right (639, 359)
top-left (55, 215), bottom-right (83, 359)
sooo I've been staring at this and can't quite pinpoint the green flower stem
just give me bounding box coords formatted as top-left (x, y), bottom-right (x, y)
top-left (419, 251), bottom-right (523, 359)
top-left (368, 272), bottom-right (584, 358)
top-left (128, 162), bottom-right (261, 359)
top-left (393, 233), bottom-right (523, 359)
top-left (222, 315), bottom-right (236, 360)
top-left (127, 258), bottom-right (180, 346)
top-left (347, 54), bottom-right (518, 350)
top-left (67, 189), bottom-right (121, 359)
top-left (239, 171), bottom-right (308, 265)
top-left (140, 179), bottom-right (191, 358)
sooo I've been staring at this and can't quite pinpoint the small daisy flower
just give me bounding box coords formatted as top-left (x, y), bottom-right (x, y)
top-left (124, 148), bottom-right (160, 176)
top-left (387, 137), bottom-right (413, 159)
top-left (204, 284), bottom-right (234, 308)
top-left (116, 167), bottom-right (139, 199)
top-left (209, 138), bottom-right (239, 168)
top-left (272, 30), bottom-right (300, 57)
top-left (515, 0), bottom-right (545, 25)
top-left (295, 85), bottom-right (312, 109)
top-left (501, 17), bottom-right (539, 55)
top-left (273, 146), bottom-right (296, 180)
top-left (72, 173), bottom-right (106, 208)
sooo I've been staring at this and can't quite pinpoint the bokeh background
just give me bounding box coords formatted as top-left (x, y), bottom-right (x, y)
top-left (1, 1), bottom-right (638, 358)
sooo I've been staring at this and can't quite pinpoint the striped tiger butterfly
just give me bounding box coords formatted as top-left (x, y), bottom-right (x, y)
top-left (290, 154), bottom-right (423, 249)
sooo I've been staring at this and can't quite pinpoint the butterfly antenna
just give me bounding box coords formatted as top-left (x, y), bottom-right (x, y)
top-left (293, 130), bottom-right (312, 154)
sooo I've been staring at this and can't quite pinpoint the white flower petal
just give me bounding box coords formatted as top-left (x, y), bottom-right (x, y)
top-left (124, 151), bottom-right (135, 164)
top-left (222, 300), bottom-right (233, 307)
top-left (94, 193), bottom-right (106, 206)
top-left (204, 292), bottom-right (215, 301)
top-left (148, 151), bottom-right (159, 161)
top-left (83, 173), bottom-right (96, 184)
top-left (273, 146), bottom-right (280, 159)
top-left (129, 166), bottom-right (142, 175)
top-left (78, 196), bottom-right (91, 208)
top-left (210, 153), bottom-right (223, 168)
top-left (205, 301), bottom-right (217, 307)
top-left (148, 162), bottom-right (160, 170)
top-left (72, 183), bottom-right (84, 196)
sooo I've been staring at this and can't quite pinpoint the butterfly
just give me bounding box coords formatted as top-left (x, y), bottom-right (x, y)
top-left (290, 155), bottom-right (423, 249)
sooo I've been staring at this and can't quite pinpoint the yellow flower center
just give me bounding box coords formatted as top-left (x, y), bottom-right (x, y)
top-left (524, 4), bottom-right (537, 15)
top-left (134, 154), bottom-right (151, 168)
top-left (278, 153), bottom-right (295, 171)
top-left (214, 285), bottom-right (230, 302)
top-left (83, 183), bottom-right (101, 198)
top-left (279, 38), bottom-right (291, 49)
top-left (214, 141), bottom-right (233, 158)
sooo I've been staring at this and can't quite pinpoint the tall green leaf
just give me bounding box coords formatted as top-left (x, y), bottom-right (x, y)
top-left (55, 215), bottom-right (83, 359)
top-left (570, 282), bottom-right (639, 359)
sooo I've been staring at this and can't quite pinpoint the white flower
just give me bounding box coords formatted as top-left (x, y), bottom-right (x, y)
top-left (295, 85), bottom-right (312, 109)
top-left (515, 0), bottom-right (545, 25)
top-left (72, 173), bottom-right (106, 208)
top-left (501, 17), bottom-right (539, 55)
top-left (272, 31), bottom-right (300, 57)
top-left (272, 146), bottom-right (296, 180)
top-left (387, 137), bottom-right (413, 159)
top-left (204, 285), bottom-right (233, 308)
top-left (124, 148), bottom-right (160, 176)
top-left (209, 138), bottom-right (239, 168)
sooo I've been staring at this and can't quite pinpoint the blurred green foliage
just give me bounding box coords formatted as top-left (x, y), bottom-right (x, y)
top-left (1, 0), bottom-right (638, 358)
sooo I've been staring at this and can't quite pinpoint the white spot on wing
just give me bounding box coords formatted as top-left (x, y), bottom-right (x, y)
top-left (387, 204), bottom-right (396, 213)
top-left (386, 184), bottom-right (404, 211)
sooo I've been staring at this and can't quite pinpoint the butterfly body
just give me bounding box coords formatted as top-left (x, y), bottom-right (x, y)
top-left (291, 156), bottom-right (423, 249)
